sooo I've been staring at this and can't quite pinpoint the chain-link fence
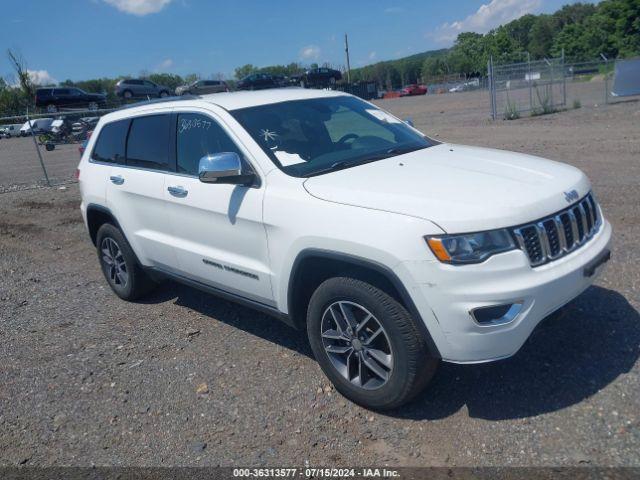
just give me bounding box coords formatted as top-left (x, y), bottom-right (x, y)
top-left (0, 108), bottom-right (117, 192)
top-left (488, 56), bottom-right (640, 120)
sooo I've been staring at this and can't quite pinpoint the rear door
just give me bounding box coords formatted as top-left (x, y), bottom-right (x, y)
top-left (105, 112), bottom-right (178, 268)
top-left (163, 108), bottom-right (273, 304)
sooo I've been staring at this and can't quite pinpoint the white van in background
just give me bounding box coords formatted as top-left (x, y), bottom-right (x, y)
top-left (0, 123), bottom-right (24, 138)
top-left (19, 118), bottom-right (54, 136)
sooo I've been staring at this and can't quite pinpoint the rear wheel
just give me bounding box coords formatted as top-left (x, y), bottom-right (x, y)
top-left (96, 223), bottom-right (156, 301)
top-left (307, 277), bottom-right (438, 410)
top-left (88, 101), bottom-right (99, 111)
top-left (159, 91), bottom-right (169, 98)
top-left (122, 90), bottom-right (133, 99)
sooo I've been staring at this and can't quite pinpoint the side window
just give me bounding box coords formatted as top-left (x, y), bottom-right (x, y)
top-left (176, 113), bottom-right (244, 176)
top-left (91, 119), bottom-right (129, 164)
top-left (126, 115), bottom-right (170, 170)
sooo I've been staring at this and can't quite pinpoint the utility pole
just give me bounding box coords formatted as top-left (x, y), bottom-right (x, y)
top-left (344, 33), bottom-right (352, 84)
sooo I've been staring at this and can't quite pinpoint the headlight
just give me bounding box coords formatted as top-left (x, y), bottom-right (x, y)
top-left (425, 229), bottom-right (515, 264)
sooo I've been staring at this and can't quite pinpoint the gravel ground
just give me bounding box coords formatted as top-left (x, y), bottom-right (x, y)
top-left (0, 136), bottom-right (79, 192)
top-left (0, 91), bottom-right (639, 467)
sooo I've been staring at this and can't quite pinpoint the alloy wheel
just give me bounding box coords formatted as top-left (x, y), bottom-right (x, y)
top-left (101, 237), bottom-right (128, 288)
top-left (321, 301), bottom-right (393, 390)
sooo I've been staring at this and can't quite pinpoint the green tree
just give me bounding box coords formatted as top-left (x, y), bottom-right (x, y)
top-left (528, 15), bottom-right (560, 58)
top-left (234, 64), bottom-right (258, 80)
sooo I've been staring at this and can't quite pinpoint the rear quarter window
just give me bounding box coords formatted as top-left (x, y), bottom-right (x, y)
top-left (91, 119), bottom-right (129, 164)
top-left (126, 115), bottom-right (170, 171)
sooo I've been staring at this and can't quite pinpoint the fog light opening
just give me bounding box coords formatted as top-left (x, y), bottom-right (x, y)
top-left (471, 302), bottom-right (523, 326)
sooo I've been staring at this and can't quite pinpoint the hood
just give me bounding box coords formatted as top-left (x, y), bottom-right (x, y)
top-left (303, 143), bottom-right (590, 233)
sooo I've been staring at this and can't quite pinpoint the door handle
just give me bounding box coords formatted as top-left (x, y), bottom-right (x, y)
top-left (167, 185), bottom-right (188, 198)
top-left (110, 175), bottom-right (124, 185)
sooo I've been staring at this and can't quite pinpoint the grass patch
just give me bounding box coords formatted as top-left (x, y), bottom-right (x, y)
top-left (503, 100), bottom-right (520, 120)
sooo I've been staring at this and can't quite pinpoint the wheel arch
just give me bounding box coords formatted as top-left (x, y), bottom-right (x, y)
top-left (86, 204), bottom-right (122, 246)
top-left (287, 249), bottom-right (441, 358)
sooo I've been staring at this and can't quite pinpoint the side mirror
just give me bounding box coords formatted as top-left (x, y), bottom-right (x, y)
top-left (198, 152), bottom-right (255, 186)
top-left (404, 118), bottom-right (415, 127)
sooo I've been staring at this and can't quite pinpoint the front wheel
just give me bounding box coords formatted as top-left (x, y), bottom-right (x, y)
top-left (307, 277), bottom-right (438, 410)
top-left (96, 223), bottom-right (157, 301)
top-left (88, 101), bottom-right (99, 111)
top-left (159, 91), bottom-right (169, 98)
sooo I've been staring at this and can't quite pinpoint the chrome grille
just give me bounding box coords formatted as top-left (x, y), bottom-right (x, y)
top-left (512, 193), bottom-right (601, 267)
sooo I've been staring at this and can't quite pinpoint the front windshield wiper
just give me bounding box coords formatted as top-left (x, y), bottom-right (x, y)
top-left (308, 160), bottom-right (357, 176)
top-left (307, 145), bottom-right (428, 177)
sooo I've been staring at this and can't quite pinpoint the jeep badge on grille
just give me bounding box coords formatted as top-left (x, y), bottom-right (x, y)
top-left (564, 190), bottom-right (579, 203)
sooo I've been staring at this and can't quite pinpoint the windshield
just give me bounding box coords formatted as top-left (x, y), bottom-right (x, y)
top-left (231, 96), bottom-right (432, 177)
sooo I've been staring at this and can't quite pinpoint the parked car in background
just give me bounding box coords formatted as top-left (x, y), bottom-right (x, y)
top-left (400, 84), bottom-right (427, 96)
top-left (35, 87), bottom-right (107, 113)
top-left (115, 79), bottom-right (172, 99)
top-left (72, 117), bottom-right (99, 137)
top-left (19, 118), bottom-right (54, 136)
top-left (175, 79), bottom-right (229, 96)
top-left (304, 67), bottom-right (342, 85)
top-left (236, 73), bottom-right (278, 90)
top-left (0, 123), bottom-right (23, 138)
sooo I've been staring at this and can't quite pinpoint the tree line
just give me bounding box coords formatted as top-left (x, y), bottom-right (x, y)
top-left (351, 0), bottom-right (639, 87)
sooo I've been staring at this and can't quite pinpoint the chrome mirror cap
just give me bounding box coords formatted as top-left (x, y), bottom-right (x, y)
top-left (198, 152), bottom-right (242, 183)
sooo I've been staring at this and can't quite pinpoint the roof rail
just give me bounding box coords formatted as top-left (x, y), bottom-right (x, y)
top-left (116, 94), bottom-right (200, 111)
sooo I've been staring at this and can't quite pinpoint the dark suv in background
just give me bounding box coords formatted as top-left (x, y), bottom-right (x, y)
top-left (115, 79), bottom-right (172, 99)
top-left (304, 68), bottom-right (342, 86)
top-left (35, 88), bottom-right (107, 113)
top-left (236, 73), bottom-right (278, 90)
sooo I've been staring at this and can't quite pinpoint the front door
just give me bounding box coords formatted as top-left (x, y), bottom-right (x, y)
top-left (163, 109), bottom-right (273, 305)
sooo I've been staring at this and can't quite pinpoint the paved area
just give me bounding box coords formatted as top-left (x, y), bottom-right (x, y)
top-left (0, 92), bottom-right (639, 467)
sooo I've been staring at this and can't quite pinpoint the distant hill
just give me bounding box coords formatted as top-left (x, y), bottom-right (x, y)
top-left (350, 48), bottom-right (450, 88)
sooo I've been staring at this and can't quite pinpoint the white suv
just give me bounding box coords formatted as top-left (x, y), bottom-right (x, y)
top-left (78, 89), bottom-right (612, 409)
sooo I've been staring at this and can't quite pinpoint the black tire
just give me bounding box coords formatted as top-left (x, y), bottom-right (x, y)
top-left (159, 91), bottom-right (169, 98)
top-left (122, 90), bottom-right (133, 99)
top-left (307, 277), bottom-right (438, 410)
top-left (96, 223), bottom-right (156, 301)
top-left (46, 104), bottom-right (58, 113)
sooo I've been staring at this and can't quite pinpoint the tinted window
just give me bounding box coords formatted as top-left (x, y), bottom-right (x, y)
top-left (55, 89), bottom-right (70, 95)
top-left (126, 115), bottom-right (170, 170)
top-left (91, 119), bottom-right (129, 164)
top-left (176, 113), bottom-right (243, 176)
top-left (203, 81), bottom-right (220, 86)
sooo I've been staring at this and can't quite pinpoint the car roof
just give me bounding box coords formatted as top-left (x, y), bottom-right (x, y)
top-left (105, 88), bottom-right (350, 123)
top-left (202, 88), bottom-right (348, 110)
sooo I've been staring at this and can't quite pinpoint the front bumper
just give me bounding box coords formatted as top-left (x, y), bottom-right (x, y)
top-left (396, 219), bottom-right (612, 363)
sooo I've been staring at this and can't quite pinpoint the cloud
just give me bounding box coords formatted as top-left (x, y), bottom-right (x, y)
top-left (27, 69), bottom-right (57, 86)
top-left (368, 51), bottom-right (377, 60)
top-left (433, 0), bottom-right (541, 44)
top-left (103, 0), bottom-right (172, 16)
top-left (384, 7), bottom-right (405, 14)
top-left (157, 58), bottom-right (173, 70)
top-left (300, 45), bottom-right (321, 60)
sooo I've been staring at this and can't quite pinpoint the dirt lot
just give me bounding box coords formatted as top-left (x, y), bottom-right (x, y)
top-left (0, 136), bottom-right (79, 192)
top-left (1, 90), bottom-right (639, 467)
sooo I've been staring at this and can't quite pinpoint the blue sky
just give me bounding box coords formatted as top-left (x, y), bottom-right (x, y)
top-left (1, 0), bottom-right (596, 83)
